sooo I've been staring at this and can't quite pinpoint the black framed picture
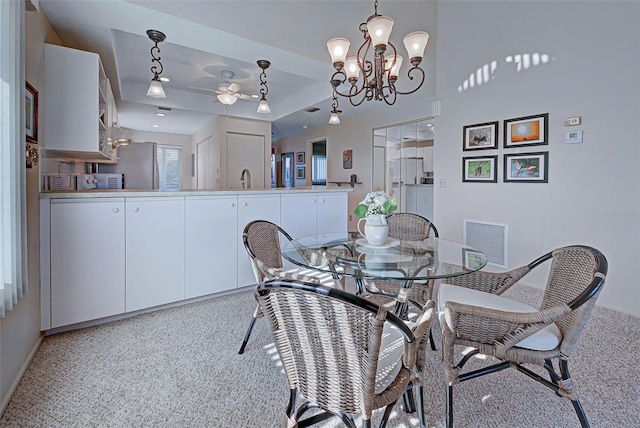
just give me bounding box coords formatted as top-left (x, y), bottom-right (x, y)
top-left (296, 166), bottom-right (305, 179)
top-left (463, 121), bottom-right (498, 151)
top-left (503, 113), bottom-right (548, 148)
top-left (503, 151), bottom-right (549, 183)
top-left (296, 152), bottom-right (305, 164)
top-left (26, 81), bottom-right (38, 143)
top-left (462, 155), bottom-right (498, 183)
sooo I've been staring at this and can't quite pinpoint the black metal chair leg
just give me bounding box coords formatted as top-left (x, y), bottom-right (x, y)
top-left (238, 316), bottom-right (257, 354)
top-left (428, 327), bottom-right (437, 351)
top-left (560, 359), bottom-right (590, 428)
top-left (415, 386), bottom-right (426, 428)
top-left (379, 401), bottom-right (396, 428)
top-left (402, 389), bottom-right (416, 413)
top-left (446, 384), bottom-right (454, 428)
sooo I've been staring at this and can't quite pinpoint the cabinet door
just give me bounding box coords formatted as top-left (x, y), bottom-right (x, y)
top-left (50, 199), bottom-right (125, 328)
top-left (237, 194), bottom-right (281, 287)
top-left (280, 193), bottom-right (318, 238)
top-left (317, 193), bottom-right (348, 235)
top-left (125, 197), bottom-right (185, 312)
top-left (185, 196), bottom-right (237, 298)
top-left (405, 186), bottom-right (418, 215)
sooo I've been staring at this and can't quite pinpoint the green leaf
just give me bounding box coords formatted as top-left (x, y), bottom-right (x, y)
top-left (381, 198), bottom-right (397, 214)
top-left (354, 204), bottom-right (369, 219)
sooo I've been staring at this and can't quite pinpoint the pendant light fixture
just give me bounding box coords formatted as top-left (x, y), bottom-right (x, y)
top-left (328, 91), bottom-right (341, 125)
top-left (146, 29), bottom-right (167, 99)
top-left (256, 60), bottom-right (271, 114)
top-left (327, 0), bottom-right (429, 106)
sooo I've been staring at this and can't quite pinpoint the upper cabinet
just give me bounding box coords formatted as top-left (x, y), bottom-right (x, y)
top-left (44, 44), bottom-right (116, 163)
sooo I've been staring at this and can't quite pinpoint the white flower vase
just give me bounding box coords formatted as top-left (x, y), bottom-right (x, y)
top-left (357, 214), bottom-right (388, 246)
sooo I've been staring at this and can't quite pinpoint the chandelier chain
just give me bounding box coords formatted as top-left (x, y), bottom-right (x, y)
top-left (150, 43), bottom-right (163, 79)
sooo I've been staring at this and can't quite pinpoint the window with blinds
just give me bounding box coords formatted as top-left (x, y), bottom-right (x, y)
top-left (311, 140), bottom-right (327, 185)
top-left (157, 145), bottom-right (182, 190)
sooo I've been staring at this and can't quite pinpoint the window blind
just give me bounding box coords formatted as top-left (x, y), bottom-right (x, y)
top-left (0, 0), bottom-right (28, 318)
top-left (157, 145), bottom-right (182, 191)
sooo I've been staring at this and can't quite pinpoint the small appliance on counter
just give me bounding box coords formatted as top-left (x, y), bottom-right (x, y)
top-left (77, 174), bottom-right (97, 190)
top-left (75, 173), bottom-right (123, 190)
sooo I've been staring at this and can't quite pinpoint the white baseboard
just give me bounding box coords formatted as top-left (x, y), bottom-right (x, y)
top-left (0, 333), bottom-right (45, 415)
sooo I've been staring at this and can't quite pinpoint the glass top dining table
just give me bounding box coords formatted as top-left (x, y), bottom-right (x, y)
top-left (280, 232), bottom-right (488, 282)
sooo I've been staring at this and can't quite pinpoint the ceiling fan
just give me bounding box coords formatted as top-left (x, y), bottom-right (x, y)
top-left (189, 70), bottom-right (258, 106)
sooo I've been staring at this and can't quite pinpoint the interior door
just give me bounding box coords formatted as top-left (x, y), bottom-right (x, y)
top-left (196, 137), bottom-right (212, 189)
top-left (226, 132), bottom-right (265, 189)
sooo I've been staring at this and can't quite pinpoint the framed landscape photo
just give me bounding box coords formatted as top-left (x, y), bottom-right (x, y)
top-left (503, 151), bottom-right (548, 183)
top-left (343, 149), bottom-right (353, 169)
top-left (296, 166), bottom-right (305, 179)
top-left (503, 113), bottom-right (548, 148)
top-left (463, 121), bottom-right (498, 151)
top-left (26, 81), bottom-right (38, 143)
top-left (462, 155), bottom-right (498, 183)
top-left (296, 152), bottom-right (305, 164)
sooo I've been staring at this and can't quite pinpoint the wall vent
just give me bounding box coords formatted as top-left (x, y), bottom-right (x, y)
top-left (463, 219), bottom-right (508, 269)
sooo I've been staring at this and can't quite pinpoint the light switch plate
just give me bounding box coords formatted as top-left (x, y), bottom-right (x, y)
top-left (565, 117), bottom-right (581, 126)
top-left (565, 130), bottom-right (583, 144)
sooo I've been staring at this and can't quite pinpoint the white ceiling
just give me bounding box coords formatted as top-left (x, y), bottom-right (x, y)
top-left (38, 0), bottom-right (436, 139)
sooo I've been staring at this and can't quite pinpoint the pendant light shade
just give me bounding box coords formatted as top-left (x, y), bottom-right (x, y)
top-left (257, 99), bottom-right (271, 114)
top-left (146, 30), bottom-right (167, 99)
top-left (256, 60), bottom-right (271, 114)
top-left (217, 93), bottom-right (238, 105)
top-left (366, 15), bottom-right (394, 48)
top-left (146, 79), bottom-right (166, 99)
top-left (328, 112), bottom-right (341, 125)
top-left (403, 31), bottom-right (429, 62)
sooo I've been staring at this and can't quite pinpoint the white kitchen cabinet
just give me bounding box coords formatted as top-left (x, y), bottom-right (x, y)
top-left (405, 185), bottom-right (418, 215)
top-left (422, 147), bottom-right (433, 173)
top-left (185, 196), bottom-right (238, 298)
top-left (280, 192), bottom-right (349, 237)
top-left (49, 199), bottom-right (125, 328)
top-left (125, 197), bottom-right (185, 312)
top-left (416, 185), bottom-right (434, 220)
top-left (317, 192), bottom-right (348, 235)
top-left (44, 44), bottom-right (116, 162)
top-left (237, 194), bottom-right (281, 287)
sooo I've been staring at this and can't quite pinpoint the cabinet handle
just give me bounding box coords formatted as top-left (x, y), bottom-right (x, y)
top-left (132, 207), bottom-right (139, 212)
top-left (320, 198), bottom-right (325, 203)
top-left (311, 199), bottom-right (316, 203)
top-left (230, 203), bottom-right (235, 207)
top-left (243, 202), bottom-right (248, 207)
top-left (112, 208), bottom-right (119, 213)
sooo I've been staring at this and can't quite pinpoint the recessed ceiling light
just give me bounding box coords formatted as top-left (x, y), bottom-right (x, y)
top-left (156, 112), bottom-right (166, 117)
top-left (159, 76), bottom-right (170, 83)
top-left (152, 124), bottom-right (160, 128)
top-left (302, 125), bottom-right (308, 129)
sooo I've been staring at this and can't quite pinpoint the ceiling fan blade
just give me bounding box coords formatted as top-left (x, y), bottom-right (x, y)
top-left (186, 85), bottom-right (217, 93)
top-left (238, 93), bottom-right (258, 102)
top-left (227, 82), bottom-right (240, 93)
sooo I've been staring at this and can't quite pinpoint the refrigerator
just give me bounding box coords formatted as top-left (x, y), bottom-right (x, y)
top-left (99, 142), bottom-right (159, 189)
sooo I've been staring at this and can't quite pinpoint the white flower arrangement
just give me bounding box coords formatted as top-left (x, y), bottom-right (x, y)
top-left (354, 191), bottom-right (398, 219)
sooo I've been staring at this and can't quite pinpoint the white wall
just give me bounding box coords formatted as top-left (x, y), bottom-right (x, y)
top-left (130, 130), bottom-right (192, 190)
top-left (433, 1), bottom-right (640, 315)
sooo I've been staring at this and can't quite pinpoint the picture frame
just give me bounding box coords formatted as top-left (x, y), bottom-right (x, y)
top-left (26, 81), bottom-right (38, 143)
top-left (463, 121), bottom-right (498, 151)
top-left (462, 248), bottom-right (485, 271)
top-left (462, 155), bottom-right (498, 182)
top-left (504, 151), bottom-right (549, 183)
top-left (296, 166), bottom-right (305, 179)
top-left (296, 152), bottom-right (305, 164)
top-left (343, 149), bottom-right (353, 169)
top-left (503, 113), bottom-right (548, 148)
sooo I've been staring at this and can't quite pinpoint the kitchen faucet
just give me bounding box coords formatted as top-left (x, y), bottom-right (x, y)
top-left (240, 168), bottom-right (251, 189)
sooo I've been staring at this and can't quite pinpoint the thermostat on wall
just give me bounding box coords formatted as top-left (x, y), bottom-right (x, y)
top-left (565, 130), bottom-right (583, 144)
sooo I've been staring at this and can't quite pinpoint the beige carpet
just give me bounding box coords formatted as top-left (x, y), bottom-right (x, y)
top-left (1, 284), bottom-right (639, 427)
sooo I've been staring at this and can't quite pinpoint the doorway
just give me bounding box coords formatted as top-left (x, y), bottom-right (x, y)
top-left (310, 139), bottom-right (327, 185)
top-left (281, 152), bottom-right (294, 188)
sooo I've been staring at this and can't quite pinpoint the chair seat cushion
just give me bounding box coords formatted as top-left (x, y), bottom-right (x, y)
top-left (375, 322), bottom-right (411, 394)
top-left (437, 283), bottom-right (562, 351)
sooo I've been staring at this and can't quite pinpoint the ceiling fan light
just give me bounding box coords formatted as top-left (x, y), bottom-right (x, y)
top-left (327, 37), bottom-right (350, 66)
top-left (329, 112), bottom-right (341, 125)
top-left (403, 31), bottom-right (429, 62)
top-left (147, 79), bottom-right (166, 99)
top-left (366, 15), bottom-right (394, 48)
top-left (257, 99), bottom-right (271, 114)
top-left (217, 93), bottom-right (238, 105)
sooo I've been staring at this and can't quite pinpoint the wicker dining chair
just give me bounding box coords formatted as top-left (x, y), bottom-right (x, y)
top-left (437, 245), bottom-right (607, 427)
top-left (255, 278), bottom-right (436, 428)
top-left (238, 220), bottom-right (342, 354)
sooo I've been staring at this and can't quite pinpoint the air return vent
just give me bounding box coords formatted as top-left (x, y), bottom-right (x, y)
top-left (304, 107), bottom-right (320, 113)
top-left (463, 219), bottom-right (508, 268)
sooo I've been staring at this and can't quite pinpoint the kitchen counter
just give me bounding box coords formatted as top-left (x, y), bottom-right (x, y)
top-left (40, 186), bottom-right (353, 199)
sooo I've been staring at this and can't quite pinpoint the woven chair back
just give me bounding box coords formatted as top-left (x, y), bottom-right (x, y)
top-left (386, 213), bottom-right (438, 241)
top-left (541, 246), bottom-right (605, 355)
top-left (243, 220), bottom-right (288, 271)
top-left (256, 283), bottom-right (388, 416)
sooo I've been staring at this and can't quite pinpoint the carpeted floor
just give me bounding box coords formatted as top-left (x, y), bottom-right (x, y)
top-left (1, 283), bottom-right (639, 427)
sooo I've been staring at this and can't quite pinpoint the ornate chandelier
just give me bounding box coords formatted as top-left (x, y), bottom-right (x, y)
top-left (327, 1), bottom-right (429, 106)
